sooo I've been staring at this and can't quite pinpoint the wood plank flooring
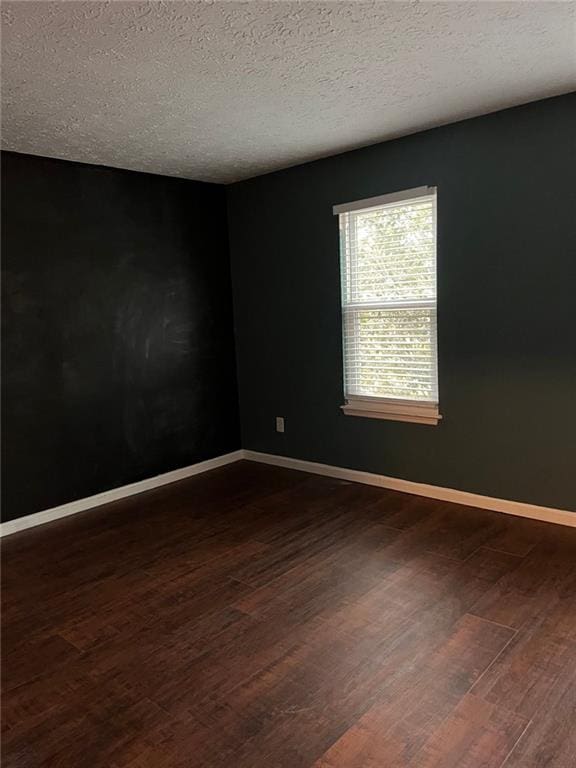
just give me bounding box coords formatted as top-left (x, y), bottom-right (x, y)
top-left (2, 460), bottom-right (576, 767)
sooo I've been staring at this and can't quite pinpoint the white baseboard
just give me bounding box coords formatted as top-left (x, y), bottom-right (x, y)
top-left (3, 448), bottom-right (574, 537)
top-left (244, 451), bottom-right (576, 528)
top-left (0, 450), bottom-right (244, 538)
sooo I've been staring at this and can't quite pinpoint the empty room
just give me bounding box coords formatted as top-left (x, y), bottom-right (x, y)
top-left (1, 1), bottom-right (575, 766)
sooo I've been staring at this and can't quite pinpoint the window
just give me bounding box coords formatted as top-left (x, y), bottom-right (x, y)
top-left (334, 186), bottom-right (440, 425)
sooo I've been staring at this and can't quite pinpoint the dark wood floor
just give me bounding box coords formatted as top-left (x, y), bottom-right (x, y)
top-left (2, 461), bottom-right (576, 768)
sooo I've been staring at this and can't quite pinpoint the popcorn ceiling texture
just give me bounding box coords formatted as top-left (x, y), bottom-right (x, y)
top-left (2, 1), bottom-right (575, 183)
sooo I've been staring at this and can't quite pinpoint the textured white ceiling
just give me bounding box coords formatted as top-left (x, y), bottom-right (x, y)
top-left (2, 1), bottom-right (575, 183)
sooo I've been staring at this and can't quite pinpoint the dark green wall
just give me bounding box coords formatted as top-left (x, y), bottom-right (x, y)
top-left (2, 152), bottom-right (240, 521)
top-left (227, 94), bottom-right (576, 511)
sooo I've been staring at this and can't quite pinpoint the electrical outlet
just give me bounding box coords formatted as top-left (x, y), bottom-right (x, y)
top-left (275, 416), bottom-right (285, 433)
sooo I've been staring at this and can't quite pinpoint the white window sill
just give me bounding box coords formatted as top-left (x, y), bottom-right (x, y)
top-left (341, 398), bottom-right (441, 426)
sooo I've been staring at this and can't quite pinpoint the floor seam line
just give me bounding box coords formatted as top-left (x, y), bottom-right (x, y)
top-left (466, 612), bottom-right (518, 632)
top-left (499, 716), bottom-right (534, 768)
top-left (468, 626), bottom-right (518, 696)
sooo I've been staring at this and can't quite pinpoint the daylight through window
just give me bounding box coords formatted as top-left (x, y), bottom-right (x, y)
top-left (335, 187), bottom-right (440, 425)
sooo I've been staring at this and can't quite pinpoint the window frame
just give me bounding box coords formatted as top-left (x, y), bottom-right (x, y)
top-left (334, 186), bottom-right (441, 426)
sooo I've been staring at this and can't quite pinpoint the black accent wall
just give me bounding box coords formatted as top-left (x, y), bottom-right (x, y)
top-left (2, 152), bottom-right (240, 522)
top-left (227, 94), bottom-right (576, 512)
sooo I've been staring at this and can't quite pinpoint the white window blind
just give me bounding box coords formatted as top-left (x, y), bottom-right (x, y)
top-left (335, 186), bottom-right (440, 425)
